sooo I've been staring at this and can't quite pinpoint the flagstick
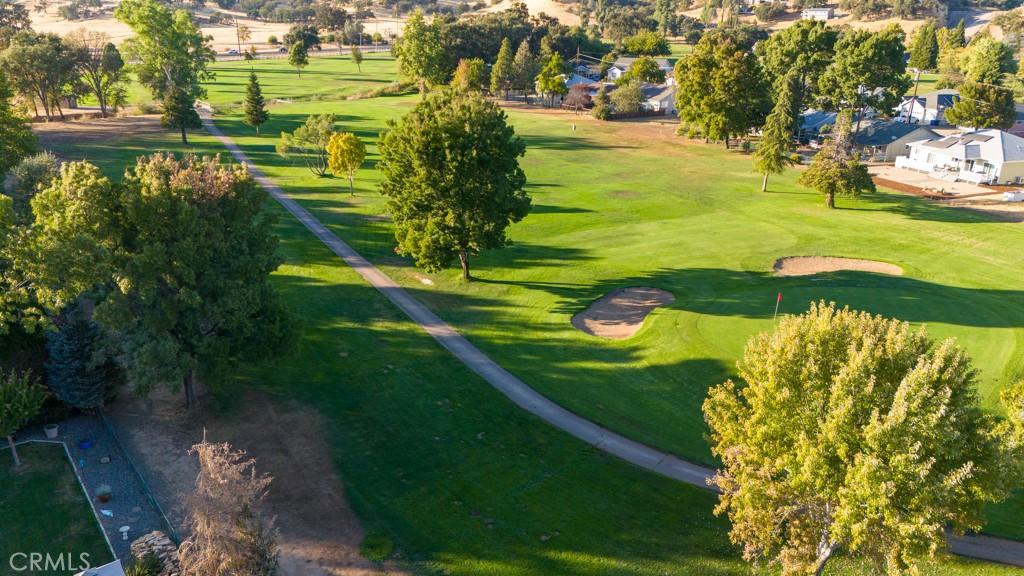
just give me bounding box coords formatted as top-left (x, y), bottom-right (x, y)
top-left (773, 294), bottom-right (781, 322)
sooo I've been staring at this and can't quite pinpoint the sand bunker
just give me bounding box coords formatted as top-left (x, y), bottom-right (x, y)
top-left (774, 256), bottom-right (903, 277)
top-left (572, 287), bottom-right (676, 340)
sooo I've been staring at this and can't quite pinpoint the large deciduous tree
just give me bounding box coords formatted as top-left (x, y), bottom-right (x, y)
top-left (797, 112), bottom-right (874, 208)
top-left (0, 70), bottom-right (37, 179)
top-left (817, 25), bottom-right (910, 133)
top-left (1, 31), bottom-right (77, 121)
top-left (755, 20), bottom-right (837, 120)
top-left (675, 33), bottom-right (770, 148)
top-left (28, 155), bottom-right (296, 408)
top-left (243, 72), bottom-right (269, 136)
top-left (66, 29), bottom-right (126, 118)
top-left (704, 301), bottom-right (1016, 576)
top-left (116, 0), bottom-right (215, 126)
top-left (450, 57), bottom-right (488, 93)
top-left (0, 370), bottom-right (46, 467)
top-left (325, 132), bottom-right (365, 195)
top-left (3, 151), bottom-right (59, 224)
top-left (945, 35), bottom-right (1017, 130)
top-left (536, 53), bottom-right (569, 107)
top-left (396, 10), bottom-right (446, 97)
top-left (277, 114), bottom-right (338, 176)
top-left (753, 74), bottom-right (797, 192)
top-left (377, 90), bottom-right (531, 280)
top-left (282, 24), bottom-right (321, 51)
top-left (626, 56), bottom-right (665, 83)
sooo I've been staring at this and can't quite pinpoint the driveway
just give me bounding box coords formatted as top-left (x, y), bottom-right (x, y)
top-left (871, 164), bottom-right (999, 197)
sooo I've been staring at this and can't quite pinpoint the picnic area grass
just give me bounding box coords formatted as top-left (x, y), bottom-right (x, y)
top-left (32, 75), bottom-right (1024, 571)
top-left (0, 443), bottom-right (113, 576)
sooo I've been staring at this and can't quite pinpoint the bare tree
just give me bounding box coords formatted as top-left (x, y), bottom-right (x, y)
top-left (179, 436), bottom-right (279, 576)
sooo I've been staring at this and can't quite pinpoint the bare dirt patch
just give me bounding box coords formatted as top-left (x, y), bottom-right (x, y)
top-left (774, 256), bottom-right (903, 277)
top-left (33, 115), bottom-right (166, 149)
top-left (572, 287), bottom-right (675, 340)
top-left (106, 387), bottom-right (391, 576)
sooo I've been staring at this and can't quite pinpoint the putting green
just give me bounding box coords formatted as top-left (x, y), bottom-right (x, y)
top-left (695, 275), bottom-right (1019, 410)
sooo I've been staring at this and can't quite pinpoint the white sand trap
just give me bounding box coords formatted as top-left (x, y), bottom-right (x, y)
top-left (774, 256), bottom-right (903, 277)
top-left (572, 287), bottom-right (676, 340)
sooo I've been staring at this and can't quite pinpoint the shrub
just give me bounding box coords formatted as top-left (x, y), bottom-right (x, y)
top-left (267, 34), bottom-right (278, 44)
top-left (133, 99), bottom-right (159, 115)
top-left (124, 554), bottom-right (162, 576)
top-left (754, 1), bottom-right (787, 22)
top-left (790, 153), bottom-right (802, 164)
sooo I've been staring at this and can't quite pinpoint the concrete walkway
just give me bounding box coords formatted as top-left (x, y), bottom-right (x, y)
top-left (201, 118), bottom-right (1024, 569)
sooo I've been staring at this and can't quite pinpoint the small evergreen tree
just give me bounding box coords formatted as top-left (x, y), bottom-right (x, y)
top-left (243, 72), bottom-right (269, 136)
top-left (510, 39), bottom-right (538, 104)
top-left (592, 86), bottom-right (611, 120)
top-left (0, 370), bottom-right (47, 467)
top-left (45, 302), bottom-right (121, 411)
top-left (350, 44), bottom-right (363, 72)
top-left (161, 87), bottom-right (202, 145)
top-left (753, 75), bottom-right (797, 192)
top-left (797, 112), bottom-right (875, 209)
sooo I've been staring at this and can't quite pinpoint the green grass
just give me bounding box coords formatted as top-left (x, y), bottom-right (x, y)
top-left (36, 83), bottom-right (1024, 573)
top-left (0, 443), bottom-right (113, 575)
top-left (202, 52), bottom-right (401, 107)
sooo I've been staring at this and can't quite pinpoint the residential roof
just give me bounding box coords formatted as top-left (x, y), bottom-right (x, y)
top-left (900, 88), bottom-right (960, 111)
top-left (799, 109), bottom-right (836, 131)
top-left (641, 82), bottom-right (675, 102)
top-left (854, 121), bottom-right (940, 146)
top-left (611, 57), bottom-right (672, 70)
top-left (908, 129), bottom-right (1024, 164)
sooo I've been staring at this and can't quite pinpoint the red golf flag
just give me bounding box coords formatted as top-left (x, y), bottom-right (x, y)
top-left (777, 293), bottom-right (782, 302)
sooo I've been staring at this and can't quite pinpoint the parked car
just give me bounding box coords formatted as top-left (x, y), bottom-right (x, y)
top-left (225, 49), bottom-right (239, 55)
top-left (278, 46), bottom-right (288, 53)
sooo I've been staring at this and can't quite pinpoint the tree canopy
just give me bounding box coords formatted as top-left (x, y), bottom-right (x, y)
top-left (325, 132), bottom-right (366, 195)
top-left (753, 74), bottom-right (797, 192)
top-left (377, 90), bottom-right (531, 280)
top-left (704, 301), bottom-right (1017, 576)
top-left (288, 41), bottom-right (309, 75)
top-left (396, 10), bottom-right (447, 95)
top-left (277, 114), bottom-right (338, 176)
top-left (0, 70), bottom-right (36, 178)
top-left (243, 72), bottom-right (270, 136)
top-left (0, 370), bottom-right (46, 466)
top-left (817, 25), bottom-right (910, 117)
top-left (797, 112), bottom-right (874, 208)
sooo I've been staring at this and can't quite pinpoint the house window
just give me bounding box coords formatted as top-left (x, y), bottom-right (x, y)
top-left (926, 153), bottom-right (934, 163)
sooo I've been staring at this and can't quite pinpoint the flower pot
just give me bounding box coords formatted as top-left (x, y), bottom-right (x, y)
top-left (79, 439), bottom-right (93, 450)
top-left (44, 424), bottom-right (59, 439)
top-left (98, 493), bottom-right (111, 503)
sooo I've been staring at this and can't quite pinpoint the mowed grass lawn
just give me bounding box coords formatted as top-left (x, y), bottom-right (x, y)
top-left (0, 443), bottom-right (113, 575)
top-left (40, 106), bottom-right (1023, 574)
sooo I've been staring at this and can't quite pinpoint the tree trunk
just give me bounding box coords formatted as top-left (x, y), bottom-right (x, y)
top-left (256, 124), bottom-right (260, 136)
top-left (761, 172), bottom-right (769, 192)
top-left (181, 126), bottom-right (188, 145)
top-left (184, 370), bottom-right (197, 409)
top-left (459, 251), bottom-right (470, 280)
top-left (724, 134), bottom-right (730, 149)
top-left (826, 191), bottom-right (835, 209)
top-left (349, 175), bottom-right (355, 195)
top-left (7, 435), bottom-right (21, 467)
top-left (812, 536), bottom-right (838, 576)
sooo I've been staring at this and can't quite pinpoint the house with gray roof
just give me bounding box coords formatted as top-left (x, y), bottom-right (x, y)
top-left (641, 83), bottom-right (676, 113)
top-left (607, 57), bottom-right (672, 81)
top-left (853, 120), bottom-right (940, 162)
top-left (894, 89), bottom-right (960, 125)
top-left (896, 129), bottom-right (1024, 185)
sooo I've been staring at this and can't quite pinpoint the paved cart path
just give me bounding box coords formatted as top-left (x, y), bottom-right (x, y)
top-left (202, 117), bottom-right (1024, 569)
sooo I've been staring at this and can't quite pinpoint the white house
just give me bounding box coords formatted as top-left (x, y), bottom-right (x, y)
top-left (801, 7), bottom-right (833, 20)
top-left (607, 57), bottom-right (672, 81)
top-left (894, 89), bottom-right (960, 125)
top-left (896, 129), bottom-right (1024, 185)
top-left (641, 83), bottom-right (676, 113)
top-left (853, 120), bottom-right (940, 162)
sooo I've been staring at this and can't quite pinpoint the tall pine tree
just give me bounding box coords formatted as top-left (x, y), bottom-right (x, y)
top-left (490, 38), bottom-right (514, 98)
top-left (908, 20), bottom-right (938, 71)
top-left (243, 72), bottom-right (269, 136)
top-left (753, 75), bottom-right (797, 192)
top-left (510, 40), bottom-right (537, 104)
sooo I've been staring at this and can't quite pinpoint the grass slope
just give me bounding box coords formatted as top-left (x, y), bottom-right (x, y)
top-left (40, 98), bottom-right (1022, 571)
top-left (0, 443), bottom-right (113, 575)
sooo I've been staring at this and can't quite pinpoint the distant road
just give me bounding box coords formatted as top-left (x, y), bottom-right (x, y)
top-left (947, 9), bottom-right (1002, 39)
top-left (213, 43), bottom-right (391, 62)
